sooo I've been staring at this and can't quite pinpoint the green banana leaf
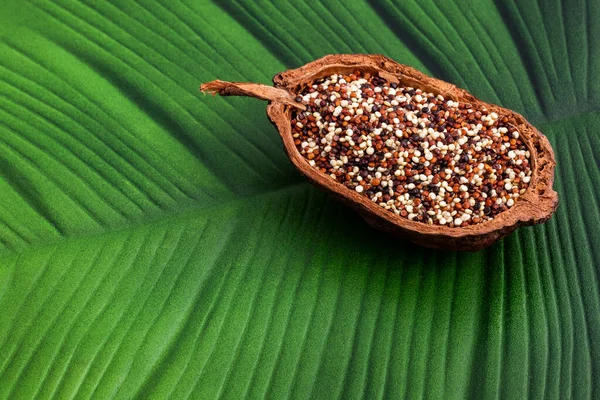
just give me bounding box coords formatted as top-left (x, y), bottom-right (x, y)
top-left (0, 0), bottom-right (599, 399)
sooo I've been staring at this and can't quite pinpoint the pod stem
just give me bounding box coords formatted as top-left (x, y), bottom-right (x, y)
top-left (200, 80), bottom-right (306, 110)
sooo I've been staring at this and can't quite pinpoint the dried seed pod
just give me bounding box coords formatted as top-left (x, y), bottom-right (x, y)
top-left (201, 54), bottom-right (558, 251)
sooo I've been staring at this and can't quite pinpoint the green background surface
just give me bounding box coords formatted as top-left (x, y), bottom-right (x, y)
top-left (0, 0), bottom-right (599, 399)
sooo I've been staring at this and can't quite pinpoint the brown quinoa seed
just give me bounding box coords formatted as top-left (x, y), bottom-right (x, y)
top-left (291, 71), bottom-right (533, 228)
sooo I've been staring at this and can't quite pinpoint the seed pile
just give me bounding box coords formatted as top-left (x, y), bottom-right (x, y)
top-left (291, 71), bottom-right (533, 227)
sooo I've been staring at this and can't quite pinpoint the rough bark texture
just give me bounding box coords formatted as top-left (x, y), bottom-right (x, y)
top-left (200, 80), bottom-right (305, 110)
top-left (201, 54), bottom-right (558, 251)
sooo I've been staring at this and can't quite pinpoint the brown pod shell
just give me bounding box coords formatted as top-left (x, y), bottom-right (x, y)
top-left (201, 54), bottom-right (558, 251)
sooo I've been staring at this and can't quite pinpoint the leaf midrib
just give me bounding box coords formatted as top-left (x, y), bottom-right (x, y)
top-left (5, 104), bottom-right (599, 258)
top-left (0, 181), bottom-right (310, 259)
